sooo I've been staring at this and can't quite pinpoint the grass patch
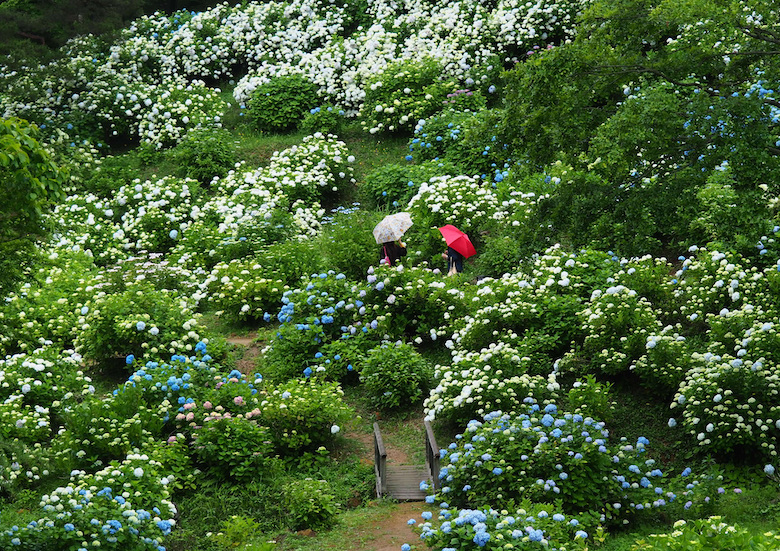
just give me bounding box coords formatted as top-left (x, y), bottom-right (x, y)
top-left (341, 127), bottom-right (411, 185)
top-left (273, 499), bottom-right (414, 551)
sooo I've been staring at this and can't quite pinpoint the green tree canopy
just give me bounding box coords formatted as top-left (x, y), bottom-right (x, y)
top-left (499, 0), bottom-right (780, 257)
top-left (0, 116), bottom-right (67, 292)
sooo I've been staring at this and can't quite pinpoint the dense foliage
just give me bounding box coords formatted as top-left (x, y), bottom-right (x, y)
top-left (2, 0), bottom-right (780, 550)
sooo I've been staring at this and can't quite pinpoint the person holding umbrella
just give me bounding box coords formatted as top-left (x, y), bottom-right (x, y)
top-left (373, 212), bottom-right (413, 267)
top-left (382, 240), bottom-right (407, 266)
top-left (443, 246), bottom-right (464, 275)
top-left (438, 224), bottom-right (476, 276)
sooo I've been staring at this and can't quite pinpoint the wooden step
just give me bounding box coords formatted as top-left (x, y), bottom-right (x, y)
top-left (384, 465), bottom-right (431, 501)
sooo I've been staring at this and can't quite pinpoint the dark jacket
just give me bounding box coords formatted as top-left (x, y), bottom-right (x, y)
top-left (381, 241), bottom-right (407, 266)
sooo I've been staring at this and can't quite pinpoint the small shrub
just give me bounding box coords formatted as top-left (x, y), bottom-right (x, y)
top-left (258, 378), bottom-right (355, 453)
top-left (170, 126), bottom-right (237, 184)
top-left (74, 287), bottom-right (205, 365)
top-left (58, 391), bottom-right (163, 467)
top-left (360, 159), bottom-right (460, 209)
top-left (260, 239), bottom-right (325, 285)
top-left (208, 515), bottom-right (277, 551)
top-left (409, 109), bottom-right (508, 177)
top-left (434, 405), bottom-right (716, 522)
top-left (318, 209), bottom-right (384, 280)
top-left (204, 258), bottom-right (287, 324)
top-left (192, 417), bottom-right (276, 482)
top-left (246, 75), bottom-right (320, 133)
top-left (565, 375), bottom-right (615, 424)
top-left (360, 341), bottom-right (432, 410)
top-left (632, 517), bottom-right (780, 550)
top-left (360, 57), bottom-right (457, 135)
top-left (260, 323), bottom-right (325, 382)
top-left (416, 502), bottom-right (604, 551)
top-left (282, 478), bottom-right (339, 531)
top-left (558, 285), bottom-right (662, 376)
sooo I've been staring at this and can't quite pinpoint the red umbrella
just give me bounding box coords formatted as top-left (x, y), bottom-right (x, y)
top-left (438, 224), bottom-right (476, 258)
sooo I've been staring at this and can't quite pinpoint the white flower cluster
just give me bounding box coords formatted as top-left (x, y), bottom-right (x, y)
top-left (203, 258), bottom-right (287, 321)
top-left (424, 341), bottom-right (559, 422)
top-left (407, 174), bottom-right (500, 230)
top-left (115, 176), bottom-right (200, 252)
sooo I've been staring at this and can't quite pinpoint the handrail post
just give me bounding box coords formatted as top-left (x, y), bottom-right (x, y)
top-left (424, 419), bottom-right (441, 490)
top-left (373, 422), bottom-right (387, 497)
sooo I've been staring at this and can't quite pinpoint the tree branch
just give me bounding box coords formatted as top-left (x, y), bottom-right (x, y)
top-left (741, 27), bottom-right (780, 45)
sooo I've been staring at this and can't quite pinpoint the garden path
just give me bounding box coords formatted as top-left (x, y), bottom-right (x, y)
top-left (227, 335), bottom-right (427, 550)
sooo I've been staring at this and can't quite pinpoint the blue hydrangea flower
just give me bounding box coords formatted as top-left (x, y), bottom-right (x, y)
top-left (473, 531), bottom-right (491, 547)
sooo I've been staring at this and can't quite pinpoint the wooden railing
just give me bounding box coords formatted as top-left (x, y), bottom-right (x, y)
top-left (373, 419), bottom-right (441, 498)
top-left (424, 419), bottom-right (441, 490)
top-left (373, 422), bottom-right (387, 497)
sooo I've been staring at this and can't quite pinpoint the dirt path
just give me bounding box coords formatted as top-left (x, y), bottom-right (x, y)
top-left (355, 501), bottom-right (430, 551)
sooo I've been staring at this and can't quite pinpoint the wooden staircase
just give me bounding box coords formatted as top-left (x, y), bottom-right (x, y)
top-left (373, 419), bottom-right (441, 501)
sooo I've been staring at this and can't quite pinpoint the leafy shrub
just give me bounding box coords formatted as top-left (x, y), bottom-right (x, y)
top-left (632, 329), bottom-right (702, 395)
top-left (246, 74), bottom-right (320, 133)
top-left (318, 209), bottom-right (383, 280)
top-left (282, 478), bottom-right (338, 531)
top-left (170, 126), bottom-right (237, 184)
top-left (260, 321), bottom-right (327, 382)
top-left (208, 515), bottom-right (277, 551)
top-left (0, 252), bottom-right (99, 354)
top-left (300, 105), bottom-right (347, 135)
top-left (360, 159), bottom-right (460, 209)
top-left (114, 175), bottom-right (201, 253)
top-left (59, 391), bottom-right (164, 467)
top-left (688, 170), bottom-right (775, 261)
top-left (447, 270), bottom-right (583, 357)
top-left (363, 264), bottom-right (470, 342)
top-left (79, 152), bottom-right (141, 197)
top-left (169, 208), bottom-right (296, 271)
top-left (265, 133), bottom-right (355, 205)
top-left (74, 287), bottom-right (205, 365)
top-left (434, 405), bottom-right (714, 521)
top-left (558, 285), bottom-right (662, 376)
top-left (469, 226), bottom-right (527, 277)
top-left (360, 57), bottom-right (458, 135)
top-left (424, 343), bottom-right (560, 425)
top-left (268, 270), bottom-right (363, 343)
top-left (360, 341), bottom-right (433, 410)
top-left (416, 502), bottom-right (603, 551)
top-left (259, 239), bottom-right (325, 285)
top-left (671, 354), bottom-right (780, 458)
top-left (632, 517), bottom-right (780, 550)
top-left (565, 375), bottom-right (615, 424)
top-left (531, 161), bottom-right (665, 256)
top-left (258, 379), bottom-right (355, 453)
top-left (204, 258), bottom-right (287, 324)
top-left (192, 417), bottom-right (275, 482)
top-left (0, 454), bottom-right (178, 551)
top-left (312, 330), bottom-right (375, 383)
top-left (0, 346), bottom-right (93, 414)
top-left (409, 109), bottom-right (508, 177)
top-left (441, 89), bottom-right (486, 112)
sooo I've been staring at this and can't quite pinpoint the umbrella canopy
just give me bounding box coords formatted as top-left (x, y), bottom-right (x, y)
top-left (438, 224), bottom-right (476, 258)
top-left (373, 212), bottom-right (413, 244)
